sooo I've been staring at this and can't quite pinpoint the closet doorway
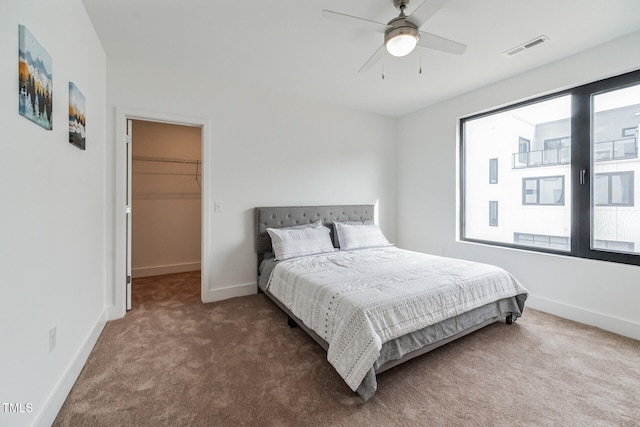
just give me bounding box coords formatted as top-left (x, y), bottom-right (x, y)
top-left (130, 119), bottom-right (202, 307)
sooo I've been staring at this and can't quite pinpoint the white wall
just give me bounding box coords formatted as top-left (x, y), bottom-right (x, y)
top-left (106, 57), bottom-right (398, 307)
top-left (0, 1), bottom-right (107, 426)
top-left (397, 31), bottom-right (640, 340)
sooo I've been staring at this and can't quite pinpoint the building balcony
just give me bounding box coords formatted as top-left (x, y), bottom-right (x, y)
top-left (512, 137), bottom-right (638, 169)
top-left (593, 137), bottom-right (638, 162)
top-left (512, 147), bottom-right (570, 169)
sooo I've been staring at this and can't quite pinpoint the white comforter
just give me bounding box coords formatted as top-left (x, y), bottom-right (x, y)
top-left (266, 246), bottom-right (528, 392)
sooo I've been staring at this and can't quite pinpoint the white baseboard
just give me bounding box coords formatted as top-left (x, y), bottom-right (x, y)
top-left (132, 262), bottom-right (201, 278)
top-left (34, 307), bottom-right (107, 427)
top-left (202, 282), bottom-right (256, 303)
top-left (526, 295), bottom-right (640, 340)
top-left (107, 304), bottom-right (126, 321)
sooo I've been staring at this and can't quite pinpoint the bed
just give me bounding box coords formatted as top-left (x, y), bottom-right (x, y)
top-left (255, 205), bottom-right (528, 401)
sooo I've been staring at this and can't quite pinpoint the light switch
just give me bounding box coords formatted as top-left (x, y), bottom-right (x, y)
top-left (214, 201), bottom-right (223, 212)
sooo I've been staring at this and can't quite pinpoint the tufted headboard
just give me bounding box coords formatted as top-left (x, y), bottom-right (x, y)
top-left (254, 205), bottom-right (375, 256)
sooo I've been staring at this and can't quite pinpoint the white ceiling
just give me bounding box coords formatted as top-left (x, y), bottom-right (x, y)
top-left (81, 0), bottom-right (640, 118)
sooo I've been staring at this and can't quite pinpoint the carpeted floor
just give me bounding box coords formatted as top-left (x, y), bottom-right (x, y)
top-left (54, 271), bottom-right (640, 426)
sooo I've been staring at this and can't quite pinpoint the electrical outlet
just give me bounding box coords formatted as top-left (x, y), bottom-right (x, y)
top-left (49, 326), bottom-right (57, 352)
top-left (441, 248), bottom-right (447, 256)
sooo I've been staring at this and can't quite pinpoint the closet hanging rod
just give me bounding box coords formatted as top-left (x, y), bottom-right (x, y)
top-left (132, 155), bottom-right (200, 164)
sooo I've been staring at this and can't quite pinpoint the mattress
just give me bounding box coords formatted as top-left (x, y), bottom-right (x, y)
top-left (259, 246), bottom-right (528, 400)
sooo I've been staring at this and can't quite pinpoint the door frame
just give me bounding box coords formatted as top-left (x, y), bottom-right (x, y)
top-left (111, 107), bottom-right (211, 318)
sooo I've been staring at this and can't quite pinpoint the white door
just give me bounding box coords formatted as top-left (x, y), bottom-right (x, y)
top-left (126, 119), bottom-right (133, 310)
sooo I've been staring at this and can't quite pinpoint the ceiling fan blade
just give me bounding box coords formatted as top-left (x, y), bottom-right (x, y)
top-left (358, 45), bottom-right (384, 73)
top-left (322, 10), bottom-right (389, 33)
top-left (418, 31), bottom-right (467, 55)
top-left (406, 0), bottom-right (451, 28)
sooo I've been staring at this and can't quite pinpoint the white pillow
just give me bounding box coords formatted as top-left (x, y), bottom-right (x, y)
top-left (332, 220), bottom-right (374, 247)
top-left (267, 225), bottom-right (335, 261)
top-left (277, 219), bottom-right (322, 231)
top-left (334, 222), bottom-right (392, 251)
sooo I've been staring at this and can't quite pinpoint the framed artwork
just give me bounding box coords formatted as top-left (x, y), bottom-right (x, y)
top-left (18, 25), bottom-right (53, 130)
top-left (68, 82), bottom-right (86, 150)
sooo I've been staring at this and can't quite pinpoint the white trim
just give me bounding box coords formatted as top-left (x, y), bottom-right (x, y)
top-left (34, 308), bottom-right (107, 427)
top-left (112, 107), bottom-right (211, 320)
top-left (132, 262), bottom-right (201, 278)
top-left (202, 282), bottom-right (257, 303)
top-left (527, 295), bottom-right (640, 340)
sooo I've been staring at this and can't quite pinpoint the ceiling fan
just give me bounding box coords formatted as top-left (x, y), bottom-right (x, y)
top-left (323, 0), bottom-right (467, 73)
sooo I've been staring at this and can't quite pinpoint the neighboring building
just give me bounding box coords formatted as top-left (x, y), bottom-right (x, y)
top-left (464, 96), bottom-right (640, 254)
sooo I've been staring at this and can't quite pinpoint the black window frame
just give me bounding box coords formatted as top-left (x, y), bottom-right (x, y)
top-left (460, 68), bottom-right (640, 267)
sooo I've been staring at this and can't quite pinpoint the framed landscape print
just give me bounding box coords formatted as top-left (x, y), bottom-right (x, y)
top-left (68, 82), bottom-right (86, 150)
top-left (18, 25), bottom-right (53, 130)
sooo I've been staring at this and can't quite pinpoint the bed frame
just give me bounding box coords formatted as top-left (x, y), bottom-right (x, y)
top-left (254, 205), bottom-right (516, 391)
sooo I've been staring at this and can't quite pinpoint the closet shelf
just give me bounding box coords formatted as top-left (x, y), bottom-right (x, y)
top-left (132, 155), bottom-right (200, 164)
top-left (132, 155), bottom-right (202, 188)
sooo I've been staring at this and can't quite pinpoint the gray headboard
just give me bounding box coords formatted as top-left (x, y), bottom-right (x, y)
top-left (254, 205), bottom-right (375, 255)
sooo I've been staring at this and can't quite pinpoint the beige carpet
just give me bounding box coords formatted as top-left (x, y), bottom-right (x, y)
top-left (54, 271), bottom-right (640, 426)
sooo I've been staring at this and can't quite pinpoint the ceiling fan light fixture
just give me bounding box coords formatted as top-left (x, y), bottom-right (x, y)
top-left (384, 20), bottom-right (419, 57)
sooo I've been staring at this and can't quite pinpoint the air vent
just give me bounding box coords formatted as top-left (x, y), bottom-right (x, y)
top-left (503, 35), bottom-right (549, 57)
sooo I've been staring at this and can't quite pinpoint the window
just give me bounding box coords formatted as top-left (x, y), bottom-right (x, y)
top-left (461, 69), bottom-right (640, 265)
top-left (514, 233), bottom-right (570, 251)
top-left (489, 158), bottom-right (498, 184)
top-left (622, 126), bottom-right (637, 138)
top-left (463, 95), bottom-right (571, 250)
top-left (594, 171), bottom-right (634, 206)
top-left (543, 137), bottom-right (571, 165)
top-left (594, 239), bottom-right (635, 252)
top-left (518, 137), bottom-right (530, 164)
top-left (522, 176), bottom-right (565, 205)
top-left (489, 201), bottom-right (498, 226)
top-left (591, 82), bottom-right (640, 259)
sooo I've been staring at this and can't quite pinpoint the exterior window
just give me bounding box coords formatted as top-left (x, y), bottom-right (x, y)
top-left (489, 201), bottom-right (498, 226)
top-left (514, 233), bottom-right (570, 251)
top-left (591, 83), bottom-right (640, 258)
top-left (518, 137), bottom-right (530, 164)
top-left (489, 158), bottom-right (498, 184)
top-left (522, 176), bottom-right (565, 205)
top-left (543, 137), bottom-right (571, 165)
top-left (462, 95), bottom-right (571, 251)
top-left (594, 171), bottom-right (634, 206)
top-left (622, 126), bottom-right (637, 138)
top-left (461, 68), bottom-right (640, 265)
top-left (594, 239), bottom-right (635, 252)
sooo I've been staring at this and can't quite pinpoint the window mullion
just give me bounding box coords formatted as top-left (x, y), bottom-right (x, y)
top-left (571, 87), bottom-right (591, 257)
